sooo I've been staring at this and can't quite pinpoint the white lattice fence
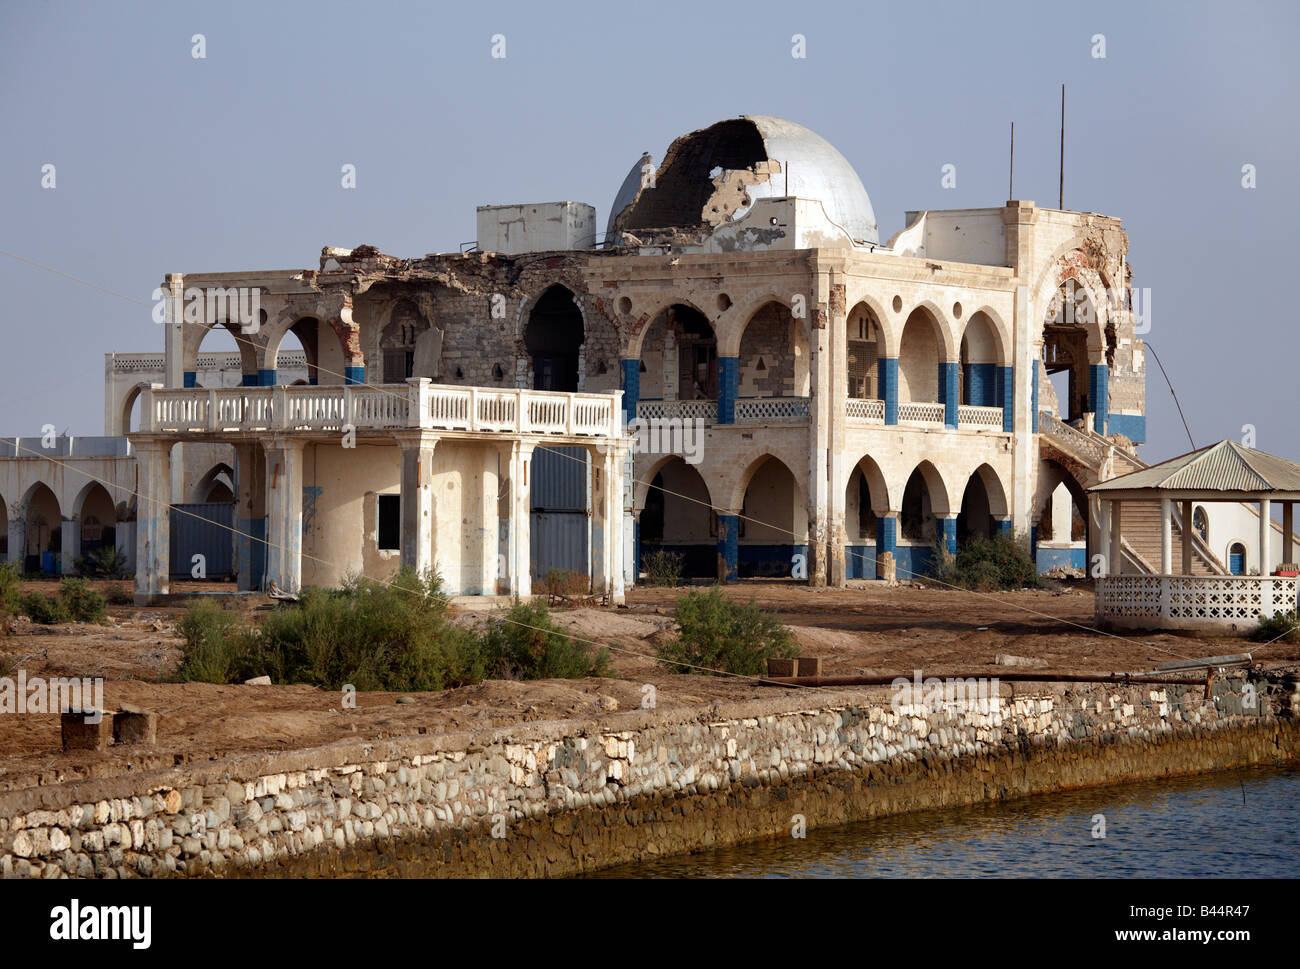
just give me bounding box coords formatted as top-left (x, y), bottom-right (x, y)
top-left (734, 397), bottom-right (809, 422)
top-left (1097, 575), bottom-right (1299, 629)
top-left (637, 400), bottom-right (718, 422)
top-left (898, 402), bottom-right (945, 424)
top-left (846, 398), bottom-right (885, 423)
top-left (958, 405), bottom-right (1004, 428)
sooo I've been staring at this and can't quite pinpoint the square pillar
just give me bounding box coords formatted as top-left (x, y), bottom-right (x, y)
top-left (61, 517), bottom-right (79, 576)
top-left (7, 510), bottom-right (26, 569)
top-left (999, 365), bottom-right (1015, 432)
top-left (939, 362), bottom-right (959, 428)
top-left (501, 440), bottom-right (535, 598)
top-left (1089, 363), bottom-right (1109, 434)
top-left (263, 437), bottom-right (306, 595)
top-left (1160, 497), bottom-right (1173, 574)
top-left (620, 359), bottom-right (640, 424)
top-left (876, 513), bottom-right (898, 579)
top-left (396, 432), bottom-right (440, 579)
top-left (1108, 500), bottom-right (1123, 576)
top-left (879, 357), bottom-right (899, 425)
top-left (1097, 500), bottom-right (1111, 576)
top-left (1259, 498), bottom-right (1271, 575)
top-left (1181, 500), bottom-right (1194, 574)
top-left (940, 515), bottom-right (957, 556)
top-left (234, 443), bottom-right (267, 592)
top-left (717, 512), bottom-right (739, 582)
top-left (133, 439), bottom-right (172, 605)
top-left (717, 356), bottom-right (739, 424)
top-left (591, 444), bottom-right (625, 602)
top-left (1284, 502), bottom-right (1294, 565)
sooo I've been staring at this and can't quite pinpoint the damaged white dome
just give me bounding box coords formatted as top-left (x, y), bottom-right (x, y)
top-left (608, 115), bottom-right (879, 245)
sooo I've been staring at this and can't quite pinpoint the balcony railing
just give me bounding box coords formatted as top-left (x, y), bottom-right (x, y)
top-left (846, 398), bottom-right (885, 423)
top-left (142, 381), bottom-right (622, 438)
top-left (898, 402), bottom-right (946, 425)
top-left (957, 405), bottom-right (1004, 428)
top-left (635, 399), bottom-right (719, 422)
top-left (734, 397), bottom-right (809, 422)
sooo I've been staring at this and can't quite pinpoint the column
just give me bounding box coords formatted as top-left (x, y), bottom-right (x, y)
top-left (1284, 502), bottom-right (1294, 566)
top-left (939, 361), bottom-right (958, 428)
top-left (717, 356), bottom-right (739, 424)
top-left (940, 515), bottom-right (957, 556)
top-left (1160, 497), bottom-right (1172, 574)
top-left (234, 443), bottom-right (267, 592)
top-left (999, 365), bottom-right (1014, 432)
top-left (620, 359), bottom-right (640, 425)
top-left (257, 368), bottom-right (277, 387)
top-left (717, 511), bottom-right (739, 582)
top-left (396, 432), bottom-right (439, 578)
top-left (1259, 498), bottom-right (1271, 575)
top-left (876, 512), bottom-right (898, 579)
top-left (503, 440), bottom-right (534, 597)
top-left (1097, 500), bottom-right (1111, 576)
top-left (591, 444), bottom-right (625, 602)
top-left (1089, 363), bottom-right (1109, 434)
top-left (1109, 500), bottom-right (1123, 576)
top-left (1031, 360), bottom-right (1040, 433)
top-left (7, 504), bottom-right (26, 569)
top-left (61, 516), bottom-right (79, 575)
top-left (995, 516), bottom-right (1012, 538)
top-left (1181, 499), bottom-right (1194, 574)
top-left (134, 439), bottom-right (172, 605)
top-left (879, 357), bottom-right (899, 425)
top-left (263, 437), bottom-right (305, 595)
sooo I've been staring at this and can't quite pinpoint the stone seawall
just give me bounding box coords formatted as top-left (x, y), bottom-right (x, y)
top-left (2, 670), bottom-right (1298, 878)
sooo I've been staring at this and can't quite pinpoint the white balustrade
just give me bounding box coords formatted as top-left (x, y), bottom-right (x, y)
top-left (957, 405), bottom-right (1004, 428)
top-left (734, 397), bottom-right (810, 422)
top-left (1096, 574), bottom-right (1299, 633)
top-left (898, 402), bottom-right (946, 425)
top-left (635, 399), bottom-right (719, 422)
top-left (846, 398), bottom-right (885, 423)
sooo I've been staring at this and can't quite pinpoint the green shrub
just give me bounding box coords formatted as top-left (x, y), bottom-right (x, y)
top-left (929, 534), bottom-right (1042, 591)
top-left (103, 582), bottom-right (134, 606)
top-left (81, 546), bottom-right (129, 578)
top-left (21, 591), bottom-right (72, 625)
top-left (484, 599), bottom-right (611, 680)
top-left (1253, 609), bottom-right (1300, 644)
top-left (58, 577), bottom-right (108, 624)
top-left (0, 562), bottom-right (22, 631)
top-left (642, 549), bottom-right (684, 587)
top-left (174, 599), bottom-right (259, 684)
top-left (657, 587), bottom-right (797, 676)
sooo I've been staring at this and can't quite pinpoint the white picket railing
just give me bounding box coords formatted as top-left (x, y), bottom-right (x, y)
top-left (143, 381), bottom-right (621, 438)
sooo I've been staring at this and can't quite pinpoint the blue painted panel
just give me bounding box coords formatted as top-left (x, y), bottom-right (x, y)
top-left (1229, 552), bottom-right (1245, 575)
top-left (939, 361), bottom-right (959, 427)
top-left (620, 358), bottom-right (639, 422)
top-left (1107, 413), bottom-right (1146, 443)
top-left (876, 514), bottom-right (897, 580)
top-left (941, 517), bottom-right (957, 555)
top-left (344, 366), bottom-right (365, 385)
top-left (1089, 364), bottom-right (1109, 433)
top-left (257, 369), bottom-right (276, 387)
top-left (717, 514), bottom-right (739, 581)
top-left (717, 357), bottom-right (739, 424)
top-left (183, 371), bottom-right (197, 388)
top-left (966, 363), bottom-right (997, 407)
top-left (845, 544), bottom-right (877, 579)
top-left (236, 517), bottom-right (266, 591)
top-left (894, 545), bottom-right (934, 580)
top-left (1036, 545), bottom-right (1087, 572)
top-left (1000, 365), bottom-right (1014, 432)
top-left (737, 544), bottom-right (808, 578)
top-left (880, 357), bottom-right (899, 425)
top-left (241, 373), bottom-right (258, 387)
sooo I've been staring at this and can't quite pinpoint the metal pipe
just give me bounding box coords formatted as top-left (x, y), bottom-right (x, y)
top-left (757, 671), bottom-right (1211, 689)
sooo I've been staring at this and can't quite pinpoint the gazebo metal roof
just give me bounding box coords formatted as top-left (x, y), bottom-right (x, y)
top-left (1089, 440), bottom-right (1300, 500)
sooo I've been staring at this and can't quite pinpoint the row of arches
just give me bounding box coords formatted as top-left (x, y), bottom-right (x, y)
top-left (635, 452), bottom-right (1018, 579)
top-left (1, 482), bottom-right (121, 574)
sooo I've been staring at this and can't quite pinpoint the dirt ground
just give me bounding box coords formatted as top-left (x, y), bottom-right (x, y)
top-left (2, 576), bottom-right (1295, 792)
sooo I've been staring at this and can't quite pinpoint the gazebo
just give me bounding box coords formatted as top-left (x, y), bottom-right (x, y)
top-left (1090, 440), bottom-right (1300, 633)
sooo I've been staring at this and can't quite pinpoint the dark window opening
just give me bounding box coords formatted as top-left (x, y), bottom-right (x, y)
top-left (377, 494), bottom-right (400, 551)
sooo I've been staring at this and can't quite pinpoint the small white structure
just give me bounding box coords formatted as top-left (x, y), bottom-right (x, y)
top-left (1092, 441), bottom-right (1300, 633)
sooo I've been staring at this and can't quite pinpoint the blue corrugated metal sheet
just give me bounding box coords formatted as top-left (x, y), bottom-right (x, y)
top-left (530, 512), bottom-right (588, 580)
top-left (531, 445), bottom-right (587, 512)
top-left (170, 502), bottom-right (233, 578)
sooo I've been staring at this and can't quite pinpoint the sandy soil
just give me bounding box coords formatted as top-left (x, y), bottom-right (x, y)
top-left (2, 576), bottom-right (1294, 792)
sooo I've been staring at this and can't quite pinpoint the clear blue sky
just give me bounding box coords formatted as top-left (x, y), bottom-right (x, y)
top-left (1, 0), bottom-right (1295, 463)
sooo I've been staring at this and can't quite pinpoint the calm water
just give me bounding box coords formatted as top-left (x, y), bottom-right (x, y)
top-left (589, 765), bottom-right (1300, 878)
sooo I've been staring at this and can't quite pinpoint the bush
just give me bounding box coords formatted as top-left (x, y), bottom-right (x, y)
top-left (174, 599), bottom-right (259, 684)
top-left (80, 546), bottom-right (129, 578)
top-left (0, 562), bottom-right (22, 632)
top-left (1253, 610), bottom-right (1300, 645)
top-left (642, 549), bottom-right (684, 587)
top-left (657, 587), bottom-right (797, 676)
top-left (536, 569), bottom-right (590, 600)
top-left (103, 582), bottom-right (134, 606)
top-left (484, 599), bottom-right (611, 679)
top-left (929, 534), bottom-right (1042, 591)
top-left (58, 577), bottom-right (109, 624)
top-left (20, 592), bottom-right (72, 625)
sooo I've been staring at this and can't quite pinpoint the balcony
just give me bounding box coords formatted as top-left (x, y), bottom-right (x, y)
top-left (141, 382), bottom-right (622, 439)
top-left (635, 400), bottom-right (719, 422)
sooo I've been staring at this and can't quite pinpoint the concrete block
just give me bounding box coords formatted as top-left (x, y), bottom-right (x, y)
top-left (796, 657), bottom-right (822, 677)
top-left (113, 710), bottom-right (157, 746)
top-left (62, 711), bottom-right (113, 752)
top-left (766, 658), bottom-right (796, 677)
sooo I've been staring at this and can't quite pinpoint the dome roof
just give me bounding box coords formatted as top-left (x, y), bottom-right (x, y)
top-left (608, 115), bottom-right (878, 244)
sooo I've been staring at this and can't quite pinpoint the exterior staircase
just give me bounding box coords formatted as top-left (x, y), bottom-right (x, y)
top-left (1037, 411), bottom-right (1228, 576)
